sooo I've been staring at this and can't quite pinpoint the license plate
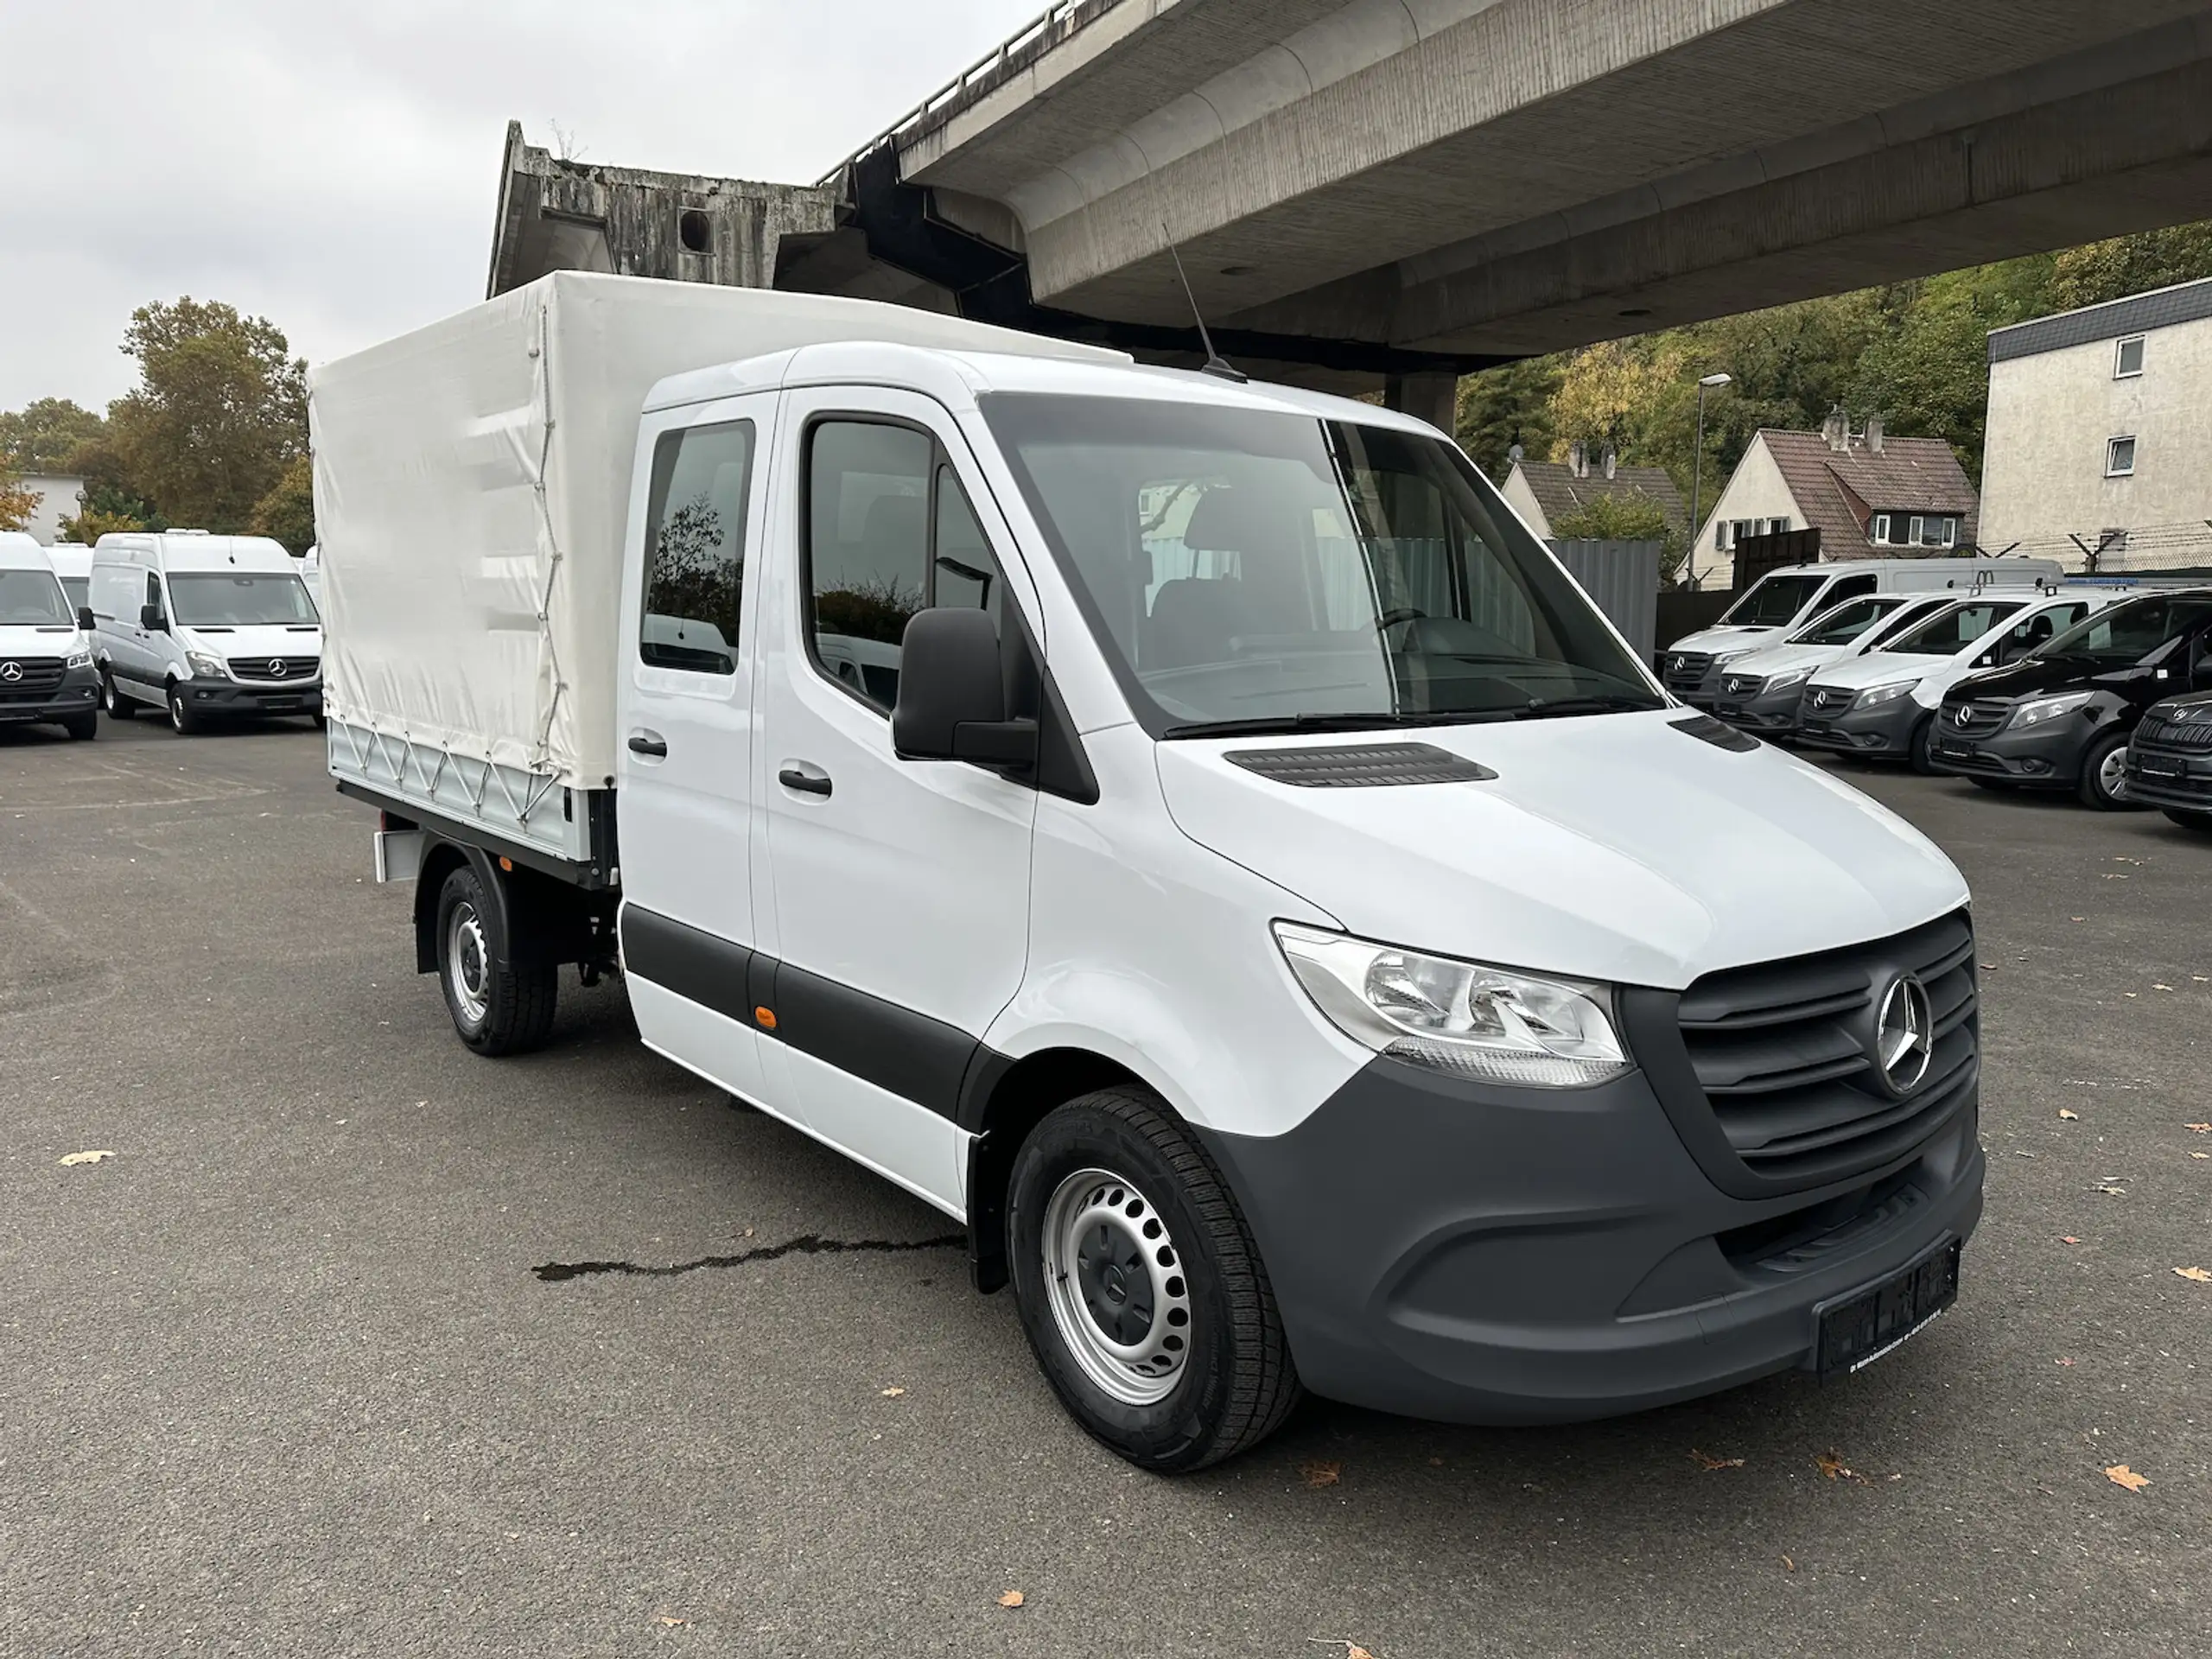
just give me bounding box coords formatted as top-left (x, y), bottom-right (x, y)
top-left (1716, 702), bottom-right (1743, 718)
top-left (1801, 723), bottom-right (1832, 738)
top-left (261, 699), bottom-right (302, 711)
top-left (1935, 741), bottom-right (1974, 760)
top-left (1816, 1240), bottom-right (1960, 1376)
top-left (2139, 755), bottom-right (2183, 779)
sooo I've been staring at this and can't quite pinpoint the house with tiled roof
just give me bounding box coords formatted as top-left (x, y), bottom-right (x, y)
top-left (1501, 443), bottom-right (1688, 542)
top-left (1684, 410), bottom-right (1980, 589)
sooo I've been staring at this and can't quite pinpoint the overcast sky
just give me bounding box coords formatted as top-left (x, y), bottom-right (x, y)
top-left (0, 0), bottom-right (1046, 416)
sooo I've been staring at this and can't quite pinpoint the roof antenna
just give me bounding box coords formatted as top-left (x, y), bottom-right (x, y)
top-left (1164, 232), bottom-right (1246, 384)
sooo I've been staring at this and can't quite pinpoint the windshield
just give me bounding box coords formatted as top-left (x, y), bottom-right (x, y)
top-left (168, 572), bottom-right (319, 627)
top-left (980, 395), bottom-right (1661, 734)
top-left (2038, 594), bottom-right (2212, 664)
top-left (1719, 573), bottom-right (1827, 627)
top-left (1790, 595), bottom-right (1900, 646)
top-left (1883, 599), bottom-right (2025, 656)
top-left (1862, 599), bottom-right (1947, 650)
top-left (59, 575), bottom-right (88, 609)
top-left (0, 568), bottom-right (73, 626)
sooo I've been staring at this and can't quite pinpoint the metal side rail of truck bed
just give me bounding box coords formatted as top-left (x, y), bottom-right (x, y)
top-left (327, 716), bottom-right (616, 887)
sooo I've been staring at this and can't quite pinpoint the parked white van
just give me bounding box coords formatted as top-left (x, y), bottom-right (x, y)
top-left (89, 532), bottom-right (323, 733)
top-left (1796, 587), bottom-right (2121, 770)
top-left (1711, 591), bottom-right (1975, 737)
top-left (1663, 557), bottom-right (2061, 707)
top-left (0, 531), bottom-right (99, 740)
top-left (47, 543), bottom-right (92, 612)
top-left (316, 275), bottom-right (1985, 1471)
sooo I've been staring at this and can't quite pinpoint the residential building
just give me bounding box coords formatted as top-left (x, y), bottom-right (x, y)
top-left (1686, 412), bottom-right (1980, 589)
top-left (1981, 276), bottom-right (2212, 573)
top-left (1500, 442), bottom-right (1688, 541)
top-left (6, 474), bottom-right (85, 546)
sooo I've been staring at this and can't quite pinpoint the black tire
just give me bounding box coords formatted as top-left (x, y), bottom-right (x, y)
top-left (1908, 714), bottom-right (1938, 775)
top-left (1967, 777), bottom-right (2017, 791)
top-left (311, 711), bottom-right (326, 730)
top-left (2163, 807), bottom-right (2212, 836)
top-left (62, 711), bottom-right (97, 741)
top-left (167, 684), bottom-right (204, 735)
top-left (101, 671), bottom-right (135, 719)
top-left (1007, 1086), bottom-right (1300, 1472)
top-left (433, 863), bottom-right (557, 1056)
top-left (2076, 728), bottom-right (2135, 810)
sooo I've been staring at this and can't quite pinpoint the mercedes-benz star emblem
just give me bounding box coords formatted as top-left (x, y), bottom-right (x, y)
top-left (1954, 706), bottom-right (1971, 726)
top-left (1874, 974), bottom-right (1934, 1096)
top-left (266, 658), bottom-right (287, 677)
top-left (0, 661), bottom-right (20, 683)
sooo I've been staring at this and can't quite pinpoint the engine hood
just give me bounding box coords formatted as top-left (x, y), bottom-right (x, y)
top-left (1721, 642), bottom-right (1840, 680)
top-left (178, 623), bottom-right (322, 664)
top-left (0, 624), bottom-right (81, 656)
top-left (1805, 650), bottom-right (1944, 692)
top-left (1667, 625), bottom-right (1781, 657)
top-left (1947, 655), bottom-right (2138, 703)
top-left (1155, 711), bottom-right (1967, 991)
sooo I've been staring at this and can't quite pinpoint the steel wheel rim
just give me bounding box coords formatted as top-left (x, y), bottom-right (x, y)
top-left (2100, 745), bottom-right (2128, 799)
top-left (1040, 1166), bottom-right (1192, 1406)
top-left (447, 901), bottom-right (491, 1025)
top-left (169, 691), bottom-right (184, 731)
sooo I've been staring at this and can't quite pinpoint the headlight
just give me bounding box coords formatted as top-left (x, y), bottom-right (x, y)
top-left (2010, 691), bottom-right (2094, 731)
top-left (67, 645), bottom-right (92, 669)
top-left (1710, 648), bottom-right (1755, 666)
top-left (1856, 680), bottom-right (1919, 709)
top-left (1764, 665), bottom-right (1814, 691)
top-left (185, 648), bottom-right (227, 677)
top-left (1273, 923), bottom-right (1629, 1088)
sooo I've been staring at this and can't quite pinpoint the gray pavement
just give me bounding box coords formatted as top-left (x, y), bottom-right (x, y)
top-left (2, 716), bottom-right (2207, 1658)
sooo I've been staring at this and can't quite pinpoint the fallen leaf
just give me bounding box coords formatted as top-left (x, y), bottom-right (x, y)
top-left (2192, 1153), bottom-right (2209, 1161)
top-left (2096, 1184), bottom-right (2127, 1196)
top-left (1690, 1449), bottom-right (1745, 1471)
top-left (2058, 1109), bottom-right (2080, 1121)
top-left (1308, 1643), bottom-right (1376, 1659)
top-left (997, 1591), bottom-right (1025, 1609)
top-left (1427, 1457), bottom-right (1443, 1466)
top-left (2061, 1236), bottom-right (2082, 1244)
top-left (57, 1149), bottom-right (114, 1166)
top-left (1781, 1554), bottom-right (1796, 1572)
top-left (2187, 1123), bottom-right (2212, 1134)
top-left (2175, 1267), bottom-right (2212, 1284)
top-left (2153, 984), bottom-right (2174, 992)
top-left (2104, 1464), bottom-right (2150, 1493)
top-left (656, 1615), bottom-right (689, 1627)
top-left (1301, 1460), bottom-right (1343, 1489)
top-left (2103, 873), bottom-right (2130, 880)
top-left (2123, 992), bottom-right (2139, 999)
top-left (2056, 1357), bottom-right (2076, 1366)
top-left (2070, 916), bottom-right (2086, 923)
top-left (1979, 961), bottom-right (1997, 970)
top-left (1815, 1449), bottom-right (1866, 1484)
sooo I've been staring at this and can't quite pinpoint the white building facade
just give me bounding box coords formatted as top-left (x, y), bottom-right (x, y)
top-left (1982, 277), bottom-right (2212, 573)
top-left (6, 474), bottom-right (85, 545)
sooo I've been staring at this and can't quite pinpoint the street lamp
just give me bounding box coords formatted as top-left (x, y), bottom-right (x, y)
top-left (1688, 372), bottom-right (1732, 592)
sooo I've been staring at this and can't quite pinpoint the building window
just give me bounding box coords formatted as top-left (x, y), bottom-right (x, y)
top-left (1908, 516), bottom-right (1924, 545)
top-left (1941, 518), bottom-right (1957, 548)
top-left (1714, 520), bottom-right (1732, 550)
top-left (1766, 517), bottom-right (1790, 536)
top-left (2114, 336), bottom-right (2145, 378)
top-left (2107, 436), bottom-right (2137, 477)
top-left (1872, 513), bottom-right (1890, 545)
top-left (1918, 516), bottom-right (1953, 548)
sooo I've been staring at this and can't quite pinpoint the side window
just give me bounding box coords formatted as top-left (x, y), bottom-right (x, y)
top-left (639, 419), bottom-right (753, 676)
top-left (146, 572), bottom-right (162, 617)
top-left (1827, 574), bottom-right (1878, 603)
top-left (804, 421), bottom-right (1007, 714)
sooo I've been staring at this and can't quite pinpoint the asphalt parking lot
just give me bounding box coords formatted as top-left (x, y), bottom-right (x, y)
top-left (3, 716), bottom-right (2207, 1658)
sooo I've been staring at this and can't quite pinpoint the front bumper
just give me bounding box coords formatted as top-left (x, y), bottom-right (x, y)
top-left (2122, 745), bottom-right (2212, 811)
top-left (0, 664), bottom-right (100, 724)
top-left (1198, 1054), bottom-right (1982, 1425)
top-left (1794, 695), bottom-right (1924, 757)
top-left (176, 675), bottom-right (322, 716)
top-left (1713, 683), bottom-right (1808, 735)
top-left (1927, 715), bottom-right (2099, 786)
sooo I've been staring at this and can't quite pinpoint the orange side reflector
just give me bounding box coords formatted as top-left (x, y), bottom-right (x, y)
top-left (498, 856), bottom-right (512, 872)
top-left (754, 1007), bottom-right (778, 1031)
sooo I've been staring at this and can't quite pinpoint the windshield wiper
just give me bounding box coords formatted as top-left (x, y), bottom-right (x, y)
top-left (1511, 694), bottom-right (1663, 721)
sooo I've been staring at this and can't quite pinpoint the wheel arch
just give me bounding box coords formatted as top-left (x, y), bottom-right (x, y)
top-left (411, 839), bottom-right (512, 976)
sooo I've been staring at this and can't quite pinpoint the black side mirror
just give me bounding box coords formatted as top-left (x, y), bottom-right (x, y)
top-left (892, 608), bottom-right (1036, 769)
top-left (75, 607), bottom-right (95, 632)
top-left (139, 603), bottom-right (168, 632)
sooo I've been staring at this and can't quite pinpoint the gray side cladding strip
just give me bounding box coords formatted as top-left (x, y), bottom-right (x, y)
top-left (620, 905), bottom-right (982, 1123)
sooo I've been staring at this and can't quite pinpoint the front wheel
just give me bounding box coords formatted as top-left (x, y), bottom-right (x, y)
top-left (101, 671), bottom-right (135, 718)
top-left (1007, 1087), bottom-right (1300, 1471)
top-left (168, 685), bottom-right (204, 735)
top-left (434, 863), bottom-right (557, 1056)
top-left (62, 711), bottom-right (97, 741)
top-left (2164, 807), bottom-right (2212, 836)
top-left (2077, 729), bottom-right (2137, 810)
top-left (1909, 714), bottom-right (1939, 775)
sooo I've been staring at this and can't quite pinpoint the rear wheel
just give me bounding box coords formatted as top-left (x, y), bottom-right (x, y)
top-left (434, 863), bottom-right (557, 1056)
top-left (61, 711), bottom-right (97, 741)
top-left (168, 684), bottom-right (204, 735)
top-left (1007, 1086), bottom-right (1300, 1471)
top-left (2077, 729), bottom-right (2135, 810)
top-left (2163, 807), bottom-right (2212, 836)
top-left (101, 671), bottom-right (134, 718)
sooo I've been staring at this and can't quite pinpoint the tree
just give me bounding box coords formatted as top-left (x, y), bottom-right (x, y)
top-left (0, 398), bottom-right (106, 474)
top-left (2050, 222), bottom-right (2212, 311)
top-left (1455, 357), bottom-right (1561, 480)
top-left (1551, 493), bottom-right (1687, 580)
top-left (250, 454), bottom-right (316, 554)
top-left (0, 477), bottom-right (40, 532)
top-left (102, 298), bottom-right (308, 534)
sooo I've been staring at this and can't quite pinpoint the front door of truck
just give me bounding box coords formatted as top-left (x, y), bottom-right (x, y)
top-left (616, 392), bottom-right (776, 1109)
top-left (753, 389), bottom-right (1040, 1215)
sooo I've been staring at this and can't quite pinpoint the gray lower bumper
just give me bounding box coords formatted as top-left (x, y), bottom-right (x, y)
top-left (1795, 696), bottom-right (1925, 756)
top-left (1198, 1058), bottom-right (1982, 1425)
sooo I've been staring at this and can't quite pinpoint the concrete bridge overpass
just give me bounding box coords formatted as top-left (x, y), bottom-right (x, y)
top-left (491, 0), bottom-right (2212, 411)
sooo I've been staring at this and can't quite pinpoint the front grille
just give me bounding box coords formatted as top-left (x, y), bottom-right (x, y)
top-left (0, 656), bottom-right (66, 698)
top-left (1664, 652), bottom-right (1712, 695)
top-left (1801, 683), bottom-right (1853, 718)
top-left (1940, 700), bottom-right (2009, 740)
top-left (1719, 672), bottom-right (1764, 698)
top-left (1674, 912), bottom-right (1977, 1191)
top-left (2135, 709), bottom-right (2212, 753)
top-left (226, 655), bottom-right (320, 682)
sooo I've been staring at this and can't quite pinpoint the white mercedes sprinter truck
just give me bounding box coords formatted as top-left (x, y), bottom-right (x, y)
top-left (0, 532), bottom-right (99, 739)
top-left (316, 275), bottom-right (1984, 1471)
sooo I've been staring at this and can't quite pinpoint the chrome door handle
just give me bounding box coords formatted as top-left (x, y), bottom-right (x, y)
top-left (778, 764), bottom-right (832, 798)
top-left (627, 732), bottom-right (668, 758)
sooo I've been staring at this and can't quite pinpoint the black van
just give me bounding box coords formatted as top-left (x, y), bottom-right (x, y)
top-left (2122, 692), bottom-right (2212, 833)
top-left (1929, 589), bottom-right (2212, 808)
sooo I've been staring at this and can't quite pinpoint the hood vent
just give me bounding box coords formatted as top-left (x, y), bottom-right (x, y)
top-left (1671, 715), bottom-right (1758, 753)
top-left (1225, 742), bottom-right (1497, 788)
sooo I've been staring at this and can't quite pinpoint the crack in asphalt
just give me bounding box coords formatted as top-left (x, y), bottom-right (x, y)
top-left (532, 1232), bottom-right (966, 1282)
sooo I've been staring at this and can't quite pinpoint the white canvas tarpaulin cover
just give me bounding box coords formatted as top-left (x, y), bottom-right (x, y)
top-left (310, 270), bottom-right (1120, 791)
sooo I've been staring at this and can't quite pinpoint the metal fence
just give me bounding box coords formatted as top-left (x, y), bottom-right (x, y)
top-left (1548, 539), bottom-right (1662, 661)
